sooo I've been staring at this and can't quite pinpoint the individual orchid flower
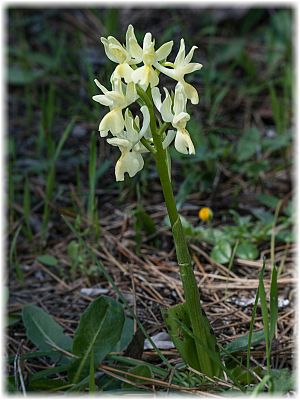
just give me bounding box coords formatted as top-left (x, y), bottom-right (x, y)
top-left (129, 28), bottom-right (173, 89)
top-left (101, 25), bottom-right (141, 83)
top-left (154, 39), bottom-right (202, 104)
top-left (106, 106), bottom-right (150, 181)
top-left (152, 85), bottom-right (195, 155)
top-left (92, 77), bottom-right (137, 136)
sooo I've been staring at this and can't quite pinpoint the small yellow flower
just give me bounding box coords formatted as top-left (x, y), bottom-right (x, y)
top-left (198, 207), bottom-right (213, 222)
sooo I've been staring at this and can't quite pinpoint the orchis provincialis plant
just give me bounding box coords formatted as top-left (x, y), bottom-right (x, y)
top-left (93, 25), bottom-right (223, 378)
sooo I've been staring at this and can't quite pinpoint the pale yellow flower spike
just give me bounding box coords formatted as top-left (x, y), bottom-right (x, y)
top-left (92, 25), bottom-right (204, 179)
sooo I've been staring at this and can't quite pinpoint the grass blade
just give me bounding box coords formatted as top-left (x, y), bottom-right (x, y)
top-left (246, 261), bottom-right (264, 381)
top-left (9, 225), bottom-right (24, 285)
top-left (269, 264), bottom-right (278, 344)
top-left (258, 263), bottom-right (270, 373)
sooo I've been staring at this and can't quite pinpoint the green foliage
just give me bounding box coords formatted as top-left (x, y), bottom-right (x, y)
top-left (22, 304), bottom-right (72, 363)
top-left (114, 317), bottom-right (135, 352)
top-left (162, 302), bottom-right (222, 378)
top-left (236, 127), bottom-right (260, 162)
top-left (236, 241), bottom-right (259, 260)
top-left (123, 365), bottom-right (153, 388)
top-left (42, 118), bottom-right (76, 237)
top-left (36, 254), bottom-right (58, 267)
top-left (162, 303), bottom-right (202, 371)
top-left (256, 193), bottom-right (280, 209)
top-left (175, 200), bottom-right (292, 265)
top-left (211, 240), bottom-right (232, 264)
top-left (269, 369), bottom-right (295, 394)
top-left (18, 297), bottom-right (136, 392)
top-left (69, 296), bottom-right (125, 384)
top-left (9, 67), bottom-right (46, 85)
top-left (67, 240), bottom-right (81, 277)
top-left (223, 330), bottom-right (265, 354)
top-left (246, 260), bottom-right (279, 391)
top-left (9, 225), bottom-right (24, 284)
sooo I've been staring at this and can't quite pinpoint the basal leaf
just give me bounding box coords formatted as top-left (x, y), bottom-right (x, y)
top-left (162, 303), bottom-right (201, 371)
top-left (163, 303), bottom-right (223, 378)
top-left (69, 296), bottom-right (125, 384)
top-left (114, 317), bottom-right (134, 352)
top-left (22, 305), bottom-right (72, 363)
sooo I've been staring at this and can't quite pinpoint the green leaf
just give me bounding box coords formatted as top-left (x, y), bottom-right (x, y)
top-left (89, 351), bottom-right (96, 393)
top-left (175, 171), bottom-right (198, 209)
top-left (252, 208), bottom-right (274, 224)
top-left (36, 254), bottom-right (58, 267)
top-left (7, 350), bottom-right (60, 364)
top-left (134, 208), bottom-right (156, 236)
top-left (162, 302), bottom-right (221, 378)
top-left (28, 378), bottom-right (67, 391)
top-left (236, 241), bottom-right (259, 260)
top-left (22, 305), bottom-right (72, 363)
top-left (256, 194), bottom-right (280, 209)
top-left (236, 127), bottom-right (260, 161)
top-left (69, 296), bottom-right (125, 384)
top-left (246, 261), bottom-right (263, 377)
top-left (228, 365), bottom-right (263, 385)
top-left (277, 229), bottom-right (294, 243)
top-left (7, 376), bottom-right (18, 393)
top-left (8, 67), bottom-right (45, 85)
top-left (269, 265), bottom-right (278, 343)
top-left (123, 365), bottom-right (153, 388)
top-left (262, 134), bottom-right (290, 152)
top-left (258, 266), bottom-right (271, 372)
top-left (162, 303), bottom-right (201, 371)
top-left (240, 9), bottom-right (265, 33)
top-left (223, 330), bottom-right (265, 354)
top-left (114, 317), bottom-right (134, 352)
top-left (29, 364), bottom-right (70, 381)
top-left (211, 240), bottom-right (232, 264)
top-left (215, 39), bottom-right (245, 64)
top-left (269, 369), bottom-right (295, 394)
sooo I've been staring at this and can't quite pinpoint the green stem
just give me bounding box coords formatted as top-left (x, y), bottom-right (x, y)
top-left (138, 86), bottom-right (221, 378)
top-left (140, 137), bottom-right (156, 154)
